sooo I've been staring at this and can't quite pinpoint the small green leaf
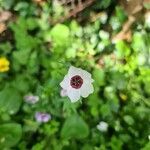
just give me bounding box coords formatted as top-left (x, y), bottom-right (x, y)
top-left (93, 68), bottom-right (105, 86)
top-left (98, 0), bottom-right (111, 9)
top-left (109, 136), bottom-right (123, 150)
top-left (0, 42), bottom-right (12, 54)
top-left (123, 115), bottom-right (134, 125)
top-left (26, 17), bottom-right (38, 30)
top-left (131, 32), bottom-right (145, 52)
top-left (100, 104), bottom-right (112, 117)
top-left (65, 47), bottom-right (76, 58)
top-left (115, 6), bottom-right (127, 23)
top-left (115, 41), bottom-right (130, 58)
top-left (109, 71), bottom-right (127, 90)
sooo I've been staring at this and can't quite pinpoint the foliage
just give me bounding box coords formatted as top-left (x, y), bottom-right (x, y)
top-left (0, 0), bottom-right (150, 149)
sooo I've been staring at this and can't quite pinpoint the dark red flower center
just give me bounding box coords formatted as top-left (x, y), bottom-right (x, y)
top-left (70, 75), bottom-right (83, 89)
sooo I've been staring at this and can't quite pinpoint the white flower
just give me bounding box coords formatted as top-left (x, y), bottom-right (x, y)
top-left (97, 121), bottom-right (108, 132)
top-left (60, 66), bottom-right (94, 102)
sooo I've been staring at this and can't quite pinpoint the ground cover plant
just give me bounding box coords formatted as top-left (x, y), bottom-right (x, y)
top-left (0, 0), bottom-right (150, 150)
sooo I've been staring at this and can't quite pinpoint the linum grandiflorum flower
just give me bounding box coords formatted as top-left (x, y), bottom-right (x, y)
top-left (60, 66), bottom-right (94, 102)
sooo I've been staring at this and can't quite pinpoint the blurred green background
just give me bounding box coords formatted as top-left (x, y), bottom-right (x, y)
top-left (0, 0), bottom-right (150, 150)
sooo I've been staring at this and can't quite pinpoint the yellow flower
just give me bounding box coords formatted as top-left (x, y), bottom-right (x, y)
top-left (119, 93), bottom-right (127, 101)
top-left (0, 57), bottom-right (10, 72)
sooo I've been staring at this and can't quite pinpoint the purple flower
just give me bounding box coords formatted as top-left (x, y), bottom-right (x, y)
top-left (24, 94), bottom-right (39, 104)
top-left (35, 112), bottom-right (51, 123)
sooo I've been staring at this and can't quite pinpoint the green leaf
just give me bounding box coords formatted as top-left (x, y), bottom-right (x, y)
top-left (109, 136), bottom-right (123, 150)
top-left (13, 49), bottom-right (30, 65)
top-left (109, 71), bottom-right (127, 90)
top-left (141, 142), bottom-right (150, 150)
top-left (26, 17), bottom-right (38, 30)
top-left (70, 21), bottom-right (81, 35)
top-left (123, 115), bottom-right (135, 125)
top-left (131, 32), bottom-right (145, 52)
top-left (88, 94), bottom-right (101, 117)
top-left (104, 86), bottom-right (116, 99)
top-left (32, 142), bottom-right (45, 150)
top-left (115, 6), bottom-right (127, 23)
top-left (10, 17), bottom-right (38, 51)
top-left (0, 0), bottom-right (14, 9)
top-left (12, 75), bottom-right (30, 93)
top-left (115, 41), bottom-right (130, 58)
top-left (50, 24), bottom-right (70, 50)
top-left (144, 81), bottom-right (150, 96)
top-left (119, 134), bottom-right (131, 143)
top-left (43, 121), bottom-right (59, 136)
top-left (65, 47), bottom-right (76, 58)
top-left (81, 144), bottom-right (93, 150)
top-left (0, 42), bottom-right (12, 54)
top-left (0, 123), bottom-right (22, 148)
top-left (0, 87), bottom-right (22, 114)
top-left (61, 115), bottom-right (89, 139)
top-left (98, 0), bottom-right (111, 9)
top-left (100, 104), bottom-right (112, 117)
top-left (93, 68), bottom-right (105, 86)
top-left (50, 24), bottom-right (69, 39)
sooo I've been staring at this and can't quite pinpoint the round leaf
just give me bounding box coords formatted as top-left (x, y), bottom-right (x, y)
top-left (0, 87), bottom-right (22, 114)
top-left (0, 123), bottom-right (22, 148)
top-left (61, 115), bottom-right (89, 139)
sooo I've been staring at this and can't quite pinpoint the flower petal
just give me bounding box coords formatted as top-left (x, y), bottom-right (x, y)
top-left (60, 75), bottom-right (70, 89)
top-left (68, 66), bottom-right (82, 77)
top-left (80, 83), bottom-right (94, 98)
top-left (67, 89), bottom-right (81, 102)
top-left (81, 69), bottom-right (92, 79)
top-left (68, 66), bottom-right (93, 83)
